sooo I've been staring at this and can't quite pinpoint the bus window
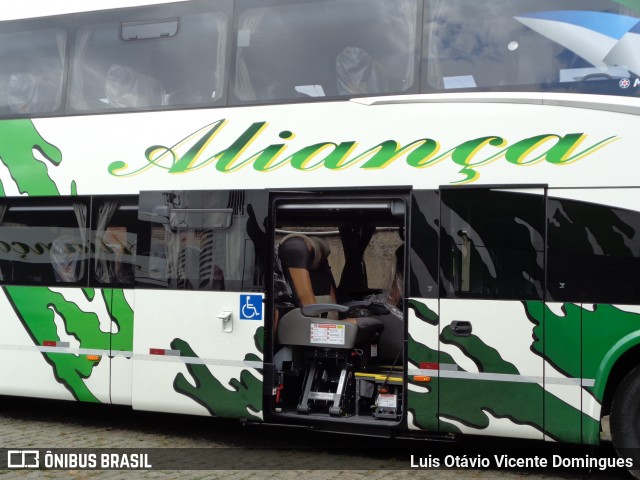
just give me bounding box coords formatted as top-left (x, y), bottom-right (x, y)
top-left (0, 27), bottom-right (65, 116)
top-left (0, 198), bottom-right (89, 286)
top-left (422, 0), bottom-right (640, 96)
top-left (136, 190), bottom-right (267, 291)
top-left (91, 197), bottom-right (137, 287)
top-left (547, 193), bottom-right (640, 304)
top-left (409, 191), bottom-right (439, 299)
top-left (68, 1), bottom-right (231, 112)
top-left (439, 189), bottom-right (544, 300)
top-left (233, 0), bottom-right (419, 103)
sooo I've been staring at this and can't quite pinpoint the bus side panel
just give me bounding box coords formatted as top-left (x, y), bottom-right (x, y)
top-left (0, 286), bottom-right (111, 403)
top-left (540, 302), bottom-right (640, 445)
top-left (547, 189), bottom-right (640, 444)
top-left (407, 298), bottom-right (439, 431)
top-left (438, 299), bottom-right (544, 440)
top-left (108, 288), bottom-right (135, 405)
top-left (407, 190), bottom-right (440, 431)
top-left (131, 290), bottom-right (263, 420)
top-left (0, 287), bottom-right (74, 400)
top-left (539, 302), bottom-right (582, 444)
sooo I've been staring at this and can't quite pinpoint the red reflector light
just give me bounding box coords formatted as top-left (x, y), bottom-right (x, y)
top-left (150, 348), bottom-right (165, 355)
top-left (43, 341), bottom-right (56, 347)
top-left (419, 362), bottom-right (438, 370)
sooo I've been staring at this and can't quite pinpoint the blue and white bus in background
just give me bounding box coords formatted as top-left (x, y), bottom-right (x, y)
top-left (2, 0), bottom-right (640, 474)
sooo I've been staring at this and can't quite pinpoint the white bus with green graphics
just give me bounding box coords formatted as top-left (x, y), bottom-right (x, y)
top-left (2, 0), bottom-right (640, 469)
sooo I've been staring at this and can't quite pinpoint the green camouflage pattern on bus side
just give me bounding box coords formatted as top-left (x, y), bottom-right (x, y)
top-left (409, 299), bottom-right (547, 437)
top-left (406, 300), bottom-right (446, 431)
top-left (0, 119), bottom-right (116, 401)
top-left (0, 119), bottom-right (62, 196)
top-left (169, 327), bottom-right (264, 421)
top-left (532, 302), bottom-right (640, 443)
top-left (408, 299), bottom-right (640, 444)
top-left (0, 119), bottom-right (264, 414)
top-left (4, 286), bottom-right (133, 402)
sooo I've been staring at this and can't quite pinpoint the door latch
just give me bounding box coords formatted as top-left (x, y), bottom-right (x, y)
top-left (218, 310), bottom-right (233, 333)
top-left (450, 320), bottom-right (472, 337)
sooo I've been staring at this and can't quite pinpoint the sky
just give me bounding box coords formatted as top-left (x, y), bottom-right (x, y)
top-left (0, 0), bottom-right (186, 21)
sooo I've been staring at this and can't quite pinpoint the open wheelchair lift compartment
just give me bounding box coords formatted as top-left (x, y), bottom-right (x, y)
top-left (276, 302), bottom-right (401, 420)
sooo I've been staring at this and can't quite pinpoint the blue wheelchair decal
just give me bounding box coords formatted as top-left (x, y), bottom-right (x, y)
top-left (240, 294), bottom-right (263, 321)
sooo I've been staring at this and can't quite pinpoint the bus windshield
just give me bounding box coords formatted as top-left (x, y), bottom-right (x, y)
top-left (422, 0), bottom-right (640, 96)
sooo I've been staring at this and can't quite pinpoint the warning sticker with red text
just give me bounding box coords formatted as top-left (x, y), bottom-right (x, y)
top-left (310, 323), bottom-right (346, 345)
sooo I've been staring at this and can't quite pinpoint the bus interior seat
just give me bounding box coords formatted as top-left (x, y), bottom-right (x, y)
top-left (275, 233), bottom-right (384, 416)
top-left (104, 64), bottom-right (167, 108)
top-left (336, 46), bottom-right (387, 95)
top-left (276, 234), bottom-right (384, 349)
top-left (371, 244), bottom-right (404, 362)
top-left (7, 73), bottom-right (56, 114)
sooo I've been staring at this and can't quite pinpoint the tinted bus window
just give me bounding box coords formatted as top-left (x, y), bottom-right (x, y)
top-left (422, 0), bottom-right (640, 97)
top-left (548, 194), bottom-right (640, 304)
top-left (69, 1), bottom-right (231, 112)
top-left (0, 198), bottom-right (89, 286)
top-left (440, 189), bottom-right (544, 300)
top-left (0, 26), bottom-right (66, 116)
top-left (409, 190), bottom-right (439, 299)
top-left (137, 190), bottom-right (267, 291)
top-left (233, 0), bottom-right (419, 103)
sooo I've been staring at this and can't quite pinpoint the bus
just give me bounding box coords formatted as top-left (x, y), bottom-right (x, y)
top-left (1, 0), bottom-right (640, 470)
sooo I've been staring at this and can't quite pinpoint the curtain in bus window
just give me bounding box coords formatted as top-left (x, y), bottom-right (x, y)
top-left (94, 200), bottom-right (119, 283)
top-left (422, 0), bottom-right (640, 96)
top-left (212, 15), bottom-right (228, 104)
top-left (232, 0), bottom-right (418, 103)
top-left (0, 199), bottom-right (89, 286)
top-left (71, 202), bottom-right (87, 281)
top-left (68, 31), bottom-right (92, 110)
top-left (401, 1), bottom-right (418, 89)
top-left (92, 198), bottom-right (137, 287)
top-left (51, 202), bottom-right (87, 283)
top-left (0, 28), bottom-right (65, 115)
top-left (234, 10), bottom-right (267, 101)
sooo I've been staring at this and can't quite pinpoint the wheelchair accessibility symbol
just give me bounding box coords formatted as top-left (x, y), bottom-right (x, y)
top-left (240, 294), bottom-right (263, 321)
